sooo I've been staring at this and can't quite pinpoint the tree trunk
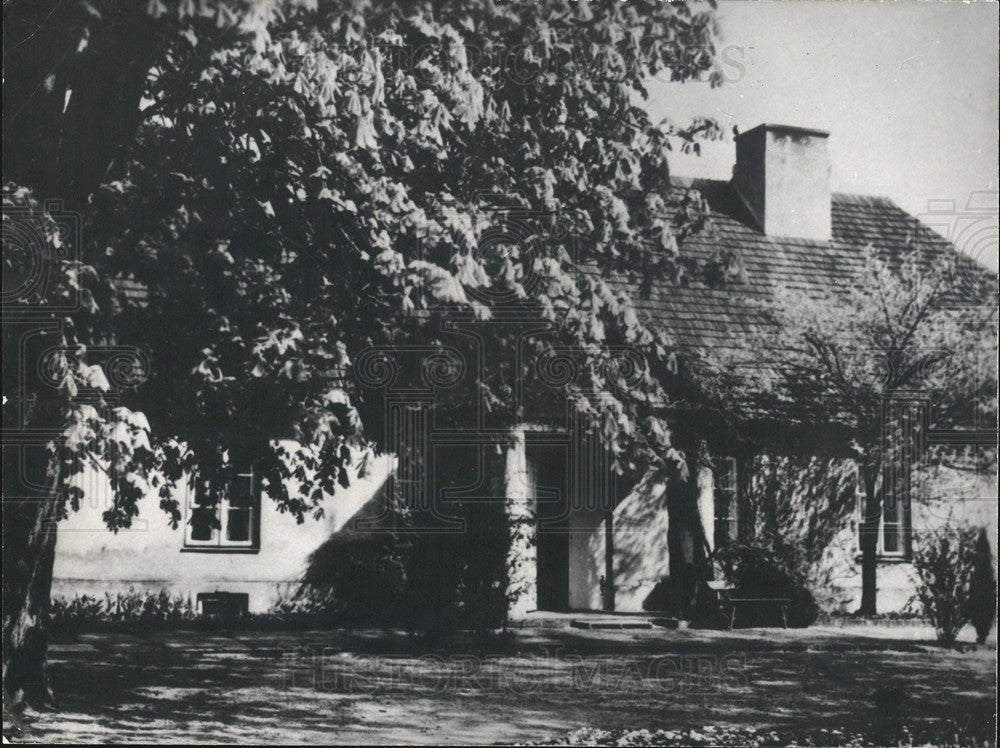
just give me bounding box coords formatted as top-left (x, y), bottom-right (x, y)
top-left (3, 473), bottom-right (61, 717)
top-left (3, 323), bottom-right (66, 723)
top-left (736, 456), bottom-right (755, 543)
top-left (603, 511), bottom-right (615, 612)
top-left (666, 444), bottom-right (715, 619)
top-left (3, 0), bottom-right (155, 211)
top-left (858, 463), bottom-right (882, 616)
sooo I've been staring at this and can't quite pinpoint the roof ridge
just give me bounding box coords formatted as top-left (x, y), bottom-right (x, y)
top-left (831, 191), bottom-right (899, 207)
top-left (670, 175), bottom-right (900, 207)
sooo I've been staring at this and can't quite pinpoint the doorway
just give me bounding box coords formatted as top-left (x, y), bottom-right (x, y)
top-left (529, 441), bottom-right (570, 611)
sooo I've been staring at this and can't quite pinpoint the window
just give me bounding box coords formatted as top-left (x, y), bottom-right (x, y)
top-left (863, 397), bottom-right (918, 558)
top-left (225, 471), bottom-right (255, 543)
top-left (183, 467), bottom-right (259, 552)
top-left (856, 487), bottom-right (911, 558)
top-left (714, 457), bottom-right (738, 550)
top-left (881, 492), bottom-right (908, 555)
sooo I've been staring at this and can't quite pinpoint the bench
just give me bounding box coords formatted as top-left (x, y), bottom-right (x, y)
top-left (708, 582), bottom-right (789, 629)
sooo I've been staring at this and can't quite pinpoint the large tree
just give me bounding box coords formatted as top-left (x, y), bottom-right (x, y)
top-left (3, 0), bottom-right (726, 714)
top-left (697, 247), bottom-right (997, 615)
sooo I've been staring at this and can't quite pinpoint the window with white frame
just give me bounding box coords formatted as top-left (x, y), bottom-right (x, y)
top-left (714, 457), bottom-right (738, 550)
top-left (856, 486), bottom-right (911, 558)
top-left (881, 491), bottom-right (909, 555)
top-left (184, 467), bottom-right (259, 551)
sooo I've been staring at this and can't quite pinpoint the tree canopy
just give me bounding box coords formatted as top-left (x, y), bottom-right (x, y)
top-left (696, 247), bottom-right (998, 612)
top-left (699, 248), bottom-right (996, 450)
top-left (7, 0), bottom-right (728, 532)
top-left (4, 3), bottom-right (730, 704)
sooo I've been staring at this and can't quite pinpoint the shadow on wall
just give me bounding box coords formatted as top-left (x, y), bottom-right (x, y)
top-left (296, 482), bottom-right (408, 624)
top-left (296, 443), bottom-right (512, 633)
top-left (745, 455), bottom-right (859, 611)
top-left (612, 474), bottom-right (672, 613)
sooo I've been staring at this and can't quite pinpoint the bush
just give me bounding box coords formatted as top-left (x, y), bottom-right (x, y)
top-left (301, 448), bottom-right (516, 640)
top-left (911, 523), bottom-right (978, 645)
top-left (715, 537), bottom-right (819, 628)
top-left (269, 585), bottom-right (341, 621)
top-left (966, 528), bottom-right (997, 645)
top-left (300, 530), bottom-right (409, 626)
top-left (299, 505), bottom-right (512, 639)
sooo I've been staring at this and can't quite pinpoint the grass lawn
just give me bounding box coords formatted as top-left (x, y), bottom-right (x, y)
top-left (6, 624), bottom-right (996, 745)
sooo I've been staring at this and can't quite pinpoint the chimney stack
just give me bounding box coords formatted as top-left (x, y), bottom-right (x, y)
top-left (732, 124), bottom-right (832, 242)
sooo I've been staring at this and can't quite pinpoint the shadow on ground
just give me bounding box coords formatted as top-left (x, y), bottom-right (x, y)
top-left (7, 625), bottom-right (996, 745)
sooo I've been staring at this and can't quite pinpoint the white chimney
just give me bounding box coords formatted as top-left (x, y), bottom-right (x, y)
top-left (731, 124), bottom-right (832, 242)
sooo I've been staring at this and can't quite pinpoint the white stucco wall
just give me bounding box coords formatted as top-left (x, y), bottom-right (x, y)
top-left (568, 508), bottom-right (604, 610)
top-left (61, 435), bottom-right (993, 619)
top-left (612, 475), bottom-right (671, 613)
top-left (52, 454), bottom-right (393, 612)
top-left (824, 479), bottom-right (999, 614)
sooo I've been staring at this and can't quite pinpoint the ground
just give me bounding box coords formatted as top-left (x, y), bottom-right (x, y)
top-left (6, 623), bottom-right (996, 745)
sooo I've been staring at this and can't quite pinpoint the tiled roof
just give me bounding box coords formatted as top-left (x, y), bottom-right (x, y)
top-left (113, 178), bottom-right (990, 372)
top-left (606, 178), bottom-right (991, 358)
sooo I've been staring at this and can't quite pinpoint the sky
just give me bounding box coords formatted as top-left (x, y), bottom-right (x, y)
top-left (647, 0), bottom-right (999, 270)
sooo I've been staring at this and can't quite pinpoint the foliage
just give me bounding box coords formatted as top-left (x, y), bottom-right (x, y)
top-left (4, 0), bottom-right (731, 535)
top-left (698, 248), bottom-right (998, 614)
top-left (715, 536), bottom-right (820, 628)
top-left (269, 585), bottom-right (341, 618)
top-left (533, 723), bottom-right (992, 747)
top-left (97, 3), bottom-right (728, 517)
top-left (701, 248), bottom-right (996, 437)
top-left (2, 184), bottom-right (162, 526)
top-left (699, 247), bottom-right (997, 491)
top-left (910, 521), bottom-right (978, 645)
top-left (740, 455), bottom-right (859, 609)
top-left (966, 528), bottom-right (996, 645)
top-left (299, 520), bottom-right (410, 626)
top-left (4, 0), bottom-right (726, 703)
top-left (300, 466), bottom-right (514, 637)
top-left (48, 590), bottom-right (196, 628)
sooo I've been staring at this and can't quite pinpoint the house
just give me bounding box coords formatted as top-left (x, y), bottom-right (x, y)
top-left (52, 124), bottom-right (998, 618)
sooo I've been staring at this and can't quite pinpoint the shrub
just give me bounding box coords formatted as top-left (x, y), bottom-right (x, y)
top-left (269, 585), bottom-right (341, 620)
top-left (49, 589), bottom-right (197, 629)
top-left (966, 528), bottom-right (997, 645)
top-left (715, 536), bottom-right (820, 628)
top-left (910, 523), bottom-right (978, 645)
top-left (300, 530), bottom-right (409, 626)
top-left (300, 452), bottom-right (515, 640)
